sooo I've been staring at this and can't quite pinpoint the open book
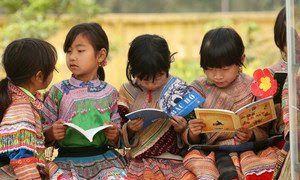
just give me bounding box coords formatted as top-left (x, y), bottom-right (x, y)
top-left (125, 77), bottom-right (205, 131)
top-left (194, 96), bottom-right (277, 132)
top-left (125, 108), bottom-right (169, 130)
top-left (64, 123), bottom-right (113, 142)
top-left (273, 71), bottom-right (287, 104)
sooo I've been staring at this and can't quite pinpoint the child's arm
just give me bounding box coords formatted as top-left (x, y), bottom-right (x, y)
top-left (105, 88), bottom-right (122, 147)
top-left (41, 86), bottom-right (63, 144)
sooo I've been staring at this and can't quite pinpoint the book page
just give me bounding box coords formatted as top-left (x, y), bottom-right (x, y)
top-left (64, 123), bottom-right (112, 142)
top-left (236, 97), bottom-right (277, 129)
top-left (194, 108), bottom-right (240, 132)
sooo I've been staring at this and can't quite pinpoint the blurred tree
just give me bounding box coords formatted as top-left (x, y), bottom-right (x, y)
top-left (96, 0), bottom-right (285, 13)
top-left (0, 0), bottom-right (102, 48)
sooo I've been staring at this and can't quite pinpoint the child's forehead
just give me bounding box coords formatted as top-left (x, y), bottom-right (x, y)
top-left (71, 34), bottom-right (92, 47)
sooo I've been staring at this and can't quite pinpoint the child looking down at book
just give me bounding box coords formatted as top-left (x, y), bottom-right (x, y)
top-left (183, 27), bottom-right (281, 179)
top-left (0, 38), bottom-right (62, 179)
top-left (118, 34), bottom-right (196, 179)
top-left (42, 22), bottom-right (127, 179)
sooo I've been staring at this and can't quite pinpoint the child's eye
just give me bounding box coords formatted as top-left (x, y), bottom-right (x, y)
top-left (78, 50), bottom-right (85, 53)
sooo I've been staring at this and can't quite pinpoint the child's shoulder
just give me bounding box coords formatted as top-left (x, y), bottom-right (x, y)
top-left (2, 101), bottom-right (34, 124)
top-left (102, 81), bottom-right (118, 93)
top-left (239, 73), bottom-right (253, 85)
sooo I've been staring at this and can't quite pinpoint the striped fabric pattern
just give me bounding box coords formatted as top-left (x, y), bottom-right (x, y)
top-left (13, 162), bottom-right (40, 179)
top-left (0, 83), bottom-right (62, 179)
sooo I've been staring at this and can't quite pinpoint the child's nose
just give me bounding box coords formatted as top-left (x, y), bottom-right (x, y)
top-left (69, 53), bottom-right (77, 61)
top-left (214, 72), bottom-right (223, 80)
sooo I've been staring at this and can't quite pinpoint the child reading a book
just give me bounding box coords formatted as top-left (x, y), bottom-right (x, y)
top-left (182, 27), bottom-right (281, 179)
top-left (118, 34), bottom-right (196, 179)
top-left (0, 38), bottom-right (62, 179)
top-left (42, 23), bottom-right (127, 179)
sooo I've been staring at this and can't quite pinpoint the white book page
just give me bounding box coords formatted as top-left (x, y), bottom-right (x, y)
top-left (64, 123), bottom-right (112, 142)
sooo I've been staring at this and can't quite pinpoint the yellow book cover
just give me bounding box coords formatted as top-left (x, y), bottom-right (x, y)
top-left (194, 96), bottom-right (277, 132)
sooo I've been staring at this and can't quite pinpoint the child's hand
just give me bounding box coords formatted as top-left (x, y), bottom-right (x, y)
top-left (127, 118), bottom-right (144, 132)
top-left (235, 128), bottom-right (253, 143)
top-left (187, 118), bottom-right (206, 144)
top-left (188, 118), bottom-right (206, 136)
top-left (104, 123), bottom-right (119, 145)
top-left (171, 115), bottom-right (187, 133)
top-left (45, 119), bottom-right (67, 141)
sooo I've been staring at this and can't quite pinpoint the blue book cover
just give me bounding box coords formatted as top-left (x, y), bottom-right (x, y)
top-left (125, 108), bottom-right (169, 130)
top-left (125, 77), bottom-right (205, 131)
top-left (159, 77), bottom-right (205, 117)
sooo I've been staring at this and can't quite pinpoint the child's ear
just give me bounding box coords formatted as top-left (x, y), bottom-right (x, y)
top-left (241, 54), bottom-right (246, 63)
top-left (34, 70), bottom-right (44, 84)
top-left (97, 48), bottom-right (107, 63)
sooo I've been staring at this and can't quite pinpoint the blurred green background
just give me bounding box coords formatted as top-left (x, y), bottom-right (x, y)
top-left (0, 0), bottom-right (286, 89)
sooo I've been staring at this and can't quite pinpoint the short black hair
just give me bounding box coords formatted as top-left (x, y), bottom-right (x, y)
top-left (200, 27), bottom-right (245, 70)
top-left (274, 7), bottom-right (286, 53)
top-left (126, 34), bottom-right (173, 86)
top-left (64, 22), bottom-right (108, 80)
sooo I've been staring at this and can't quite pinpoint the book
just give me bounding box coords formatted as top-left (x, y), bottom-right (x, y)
top-left (273, 71), bottom-right (287, 104)
top-left (159, 77), bottom-right (205, 118)
top-left (125, 77), bottom-right (205, 131)
top-left (125, 108), bottom-right (169, 130)
top-left (194, 96), bottom-right (277, 132)
top-left (64, 123), bottom-right (113, 142)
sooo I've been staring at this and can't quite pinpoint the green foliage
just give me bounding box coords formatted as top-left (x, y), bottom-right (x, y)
top-left (0, 0), bottom-right (102, 49)
top-left (95, 0), bottom-right (284, 13)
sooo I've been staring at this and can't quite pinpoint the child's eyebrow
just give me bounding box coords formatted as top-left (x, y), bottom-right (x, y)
top-left (75, 44), bottom-right (85, 48)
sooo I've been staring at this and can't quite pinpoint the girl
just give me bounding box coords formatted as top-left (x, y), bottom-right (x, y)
top-left (118, 34), bottom-right (196, 179)
top-left (183, 27), bottom-right (280, 179)
top-left (42, 23), bottom-right (127, 179)
top-left (0, 38), bottom-right (62, 179)
top-left (269, 6), bottom-right (287, 74)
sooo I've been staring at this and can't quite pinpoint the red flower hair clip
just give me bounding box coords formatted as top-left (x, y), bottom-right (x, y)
top-left (251, 68), bottom-right (277, 98)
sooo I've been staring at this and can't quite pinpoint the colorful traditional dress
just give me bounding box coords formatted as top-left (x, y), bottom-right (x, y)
top-left (268, 60), bottom-right (287, 75)
top-left (183, 73), bottom-right (281, 180)
top-left (268, 59), bottom-right (288, 136)
top-left (42, 76), bottom-right (127, 180)
top-left (0, 83), bottom-right (62, 179)
top-left (118, 75), bottom-right (196, 180)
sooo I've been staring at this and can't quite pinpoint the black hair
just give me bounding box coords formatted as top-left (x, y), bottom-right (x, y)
top-left (0, 38), bottom-right (57, 121)
top-left (274, 7), bottom-right (286, 53)
top-left (126, 34), bottom-right (173, 87)
top-left (200, 27), bottom-right (245, 70)
top-left (63, 22), bottom-right (109, 81)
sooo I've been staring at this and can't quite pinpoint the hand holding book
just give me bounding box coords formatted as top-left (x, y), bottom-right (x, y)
top-left (234, 128), bottom-right (254, 143)
top-left (104, 123), bottom-right (120, 145)
top-left (171, 116), bottom-right (188, 133)
top-left (127, 118), bottom-right (144, 133)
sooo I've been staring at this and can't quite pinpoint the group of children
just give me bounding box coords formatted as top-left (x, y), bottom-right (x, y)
top-left (0, 6), bottom-right (290, 180)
